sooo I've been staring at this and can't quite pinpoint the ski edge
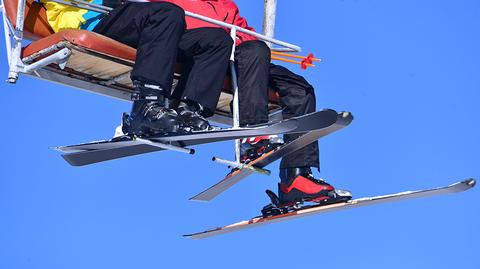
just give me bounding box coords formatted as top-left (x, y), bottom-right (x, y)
top-left (183, 179), bottom-right (476, 239)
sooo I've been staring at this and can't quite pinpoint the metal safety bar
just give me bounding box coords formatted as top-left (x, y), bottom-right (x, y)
top-left (136, 138), bottom-right (195, 155)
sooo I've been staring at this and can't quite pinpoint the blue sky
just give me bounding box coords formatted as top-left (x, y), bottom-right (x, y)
top-left (0, 0), bottom-right (478, 268)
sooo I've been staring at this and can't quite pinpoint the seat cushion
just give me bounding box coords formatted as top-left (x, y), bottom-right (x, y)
top-left (22, 29), bottom-right (136, 61)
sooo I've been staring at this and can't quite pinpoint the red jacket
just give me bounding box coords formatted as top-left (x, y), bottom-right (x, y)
top-left (159, 0), bottom-right (258, 45)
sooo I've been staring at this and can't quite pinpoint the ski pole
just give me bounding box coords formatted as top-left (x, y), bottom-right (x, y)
top-left (271, 56), bottom-right (315, 68)
top-left (271, 51), bottom-right (321, 62)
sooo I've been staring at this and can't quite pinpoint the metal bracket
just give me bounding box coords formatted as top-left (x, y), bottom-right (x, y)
top-left (212, 157), bottom-right (271, 176)
top-left (23, 48), bottom-right (71, 73)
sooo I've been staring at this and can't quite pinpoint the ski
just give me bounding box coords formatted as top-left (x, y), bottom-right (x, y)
top-left (190, 111), bottom-right (353, 202)
top-left (184, 179), bottom-right (476, 239)
top-left (56, 109), bottom-right (339, 166)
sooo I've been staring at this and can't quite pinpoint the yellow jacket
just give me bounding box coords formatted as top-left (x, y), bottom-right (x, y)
top-left (41, 1), bottom-right (89, 32)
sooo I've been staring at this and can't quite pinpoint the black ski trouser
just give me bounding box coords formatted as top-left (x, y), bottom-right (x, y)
top-left (173, 28), bottom-right (233, 117)
top-left (269, 64), bottom-right (320, 170)
top-left (235, 41), bottom-right (271, 126)
top-left (235, 40), bottom-right (319, 170)
top-left (94, 3), bottom-right (232, 115)
top-left (93, 2), bottom-right (186, 92)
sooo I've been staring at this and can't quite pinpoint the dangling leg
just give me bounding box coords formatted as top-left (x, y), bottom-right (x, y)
top-left (93, 2), bottom-right (186, 135)
top-left (235, 41), bottom-right (271, 127)
top-left (269, 64), bottom-right (351, 206)
top-left (174, 28), bottom-right (233, 131)
top-left (232, 41), bottom-right (277, 161)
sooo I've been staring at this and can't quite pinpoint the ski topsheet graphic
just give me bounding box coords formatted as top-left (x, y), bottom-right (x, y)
top-left (184, 179), bottom-right (476, 239)
top-left (55, 109), bottom-right (339, 166)
top-left (190, 111), bottom-right (353, 202)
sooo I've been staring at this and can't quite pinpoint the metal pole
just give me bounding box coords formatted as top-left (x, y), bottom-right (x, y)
top-left (7, 0), bottom-right (26, 82)
top-left (229, 28), bottom-right (242, 162)
top-left (136, 138), bottom-right (195, 155)
top-left (1, 3), bottom-right (12, 65)
top-left (262, 0), bottom-right (277, 47)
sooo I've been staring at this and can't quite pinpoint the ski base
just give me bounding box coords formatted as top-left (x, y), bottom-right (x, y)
top-left (184, 179), bottom-right (476, 239)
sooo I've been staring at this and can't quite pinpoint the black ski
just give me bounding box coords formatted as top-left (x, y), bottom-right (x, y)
top-left (56, 109), bottom-right (340, 166)
top-left (189, 111), bottom-right (353, 202)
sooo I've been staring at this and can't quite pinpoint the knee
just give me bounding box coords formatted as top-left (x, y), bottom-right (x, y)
top-left (205, 28), bottom-right (234, 48)
top-left (151, 2), bottom-right (186, 26)
top-left (238, 40), bottom-right (270, 61)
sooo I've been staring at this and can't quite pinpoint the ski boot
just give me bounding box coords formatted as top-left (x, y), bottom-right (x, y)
top-left (224, 135), bottom-right (284, 177)
top-left (122, 81), bottom-right (181, 137)
top-left (240, 135), bottom-right (284, 164)
top-left (261, 167), bottom-right (352, 217)
top-left (176, 99), bottom-right (211, 131)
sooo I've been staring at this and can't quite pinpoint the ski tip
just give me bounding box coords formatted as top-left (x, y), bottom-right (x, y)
top-left (50, 146), bottom-right (63, 152)
top-left (341, 111), bottom-right (351, 118)
top-left (188, 197), bottom-right (210, 203)
top-left (183, 227), bottom-right (223, 239)
top-left (337, 111), bottom-right (354, 121)
top-left (61, 154), bottom-right (84, 167)
top-left (466, 178), bottom-right (476, 188)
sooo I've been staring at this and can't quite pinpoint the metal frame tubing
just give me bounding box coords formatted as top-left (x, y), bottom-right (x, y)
top-left (262, 0), bottom-right (277, 47)
top-left (136, 138), bottom-right (195, 155)
top-left (7, 0), bottom-right (26, 82)
top-left (1, 2), bottom-right (13, 65)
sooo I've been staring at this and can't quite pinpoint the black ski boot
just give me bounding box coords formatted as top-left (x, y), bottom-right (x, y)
top-left (239, 135), bottom-right (284, 164)
top-left (278, 167), bottom-right (352, 206)
top-left (122, 81), bottom-right (181, 137)
top-left (176, 100), bottom-right (211, 131)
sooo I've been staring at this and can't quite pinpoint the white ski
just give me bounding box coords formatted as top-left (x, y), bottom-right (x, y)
top-left (184, 179), bottom-right (476, 239)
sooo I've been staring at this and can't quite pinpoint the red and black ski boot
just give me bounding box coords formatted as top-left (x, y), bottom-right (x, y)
top-left (262, 167), bottom-right (351, 217)
top-left (278, 167), bottom-right (352, 207)
top-left (240, 135), bottom-right (284, 164)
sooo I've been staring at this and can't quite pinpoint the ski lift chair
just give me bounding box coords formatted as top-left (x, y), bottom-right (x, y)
top-left (2, 0), bottom-right (284, 125)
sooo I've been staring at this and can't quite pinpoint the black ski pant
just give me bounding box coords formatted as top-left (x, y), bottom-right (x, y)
top-left (93, 3), bottom-right (233, 116)
top-left (269, 64), bottom-right (320, 170)
top-left (235, 41), bottom-right (320, 170)
top-left (93, 2), bottom-right (186, 92)
top-left (172, 28), bottom-right (233, 116)
top-left (235, 41), bottom-right (271, 126)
